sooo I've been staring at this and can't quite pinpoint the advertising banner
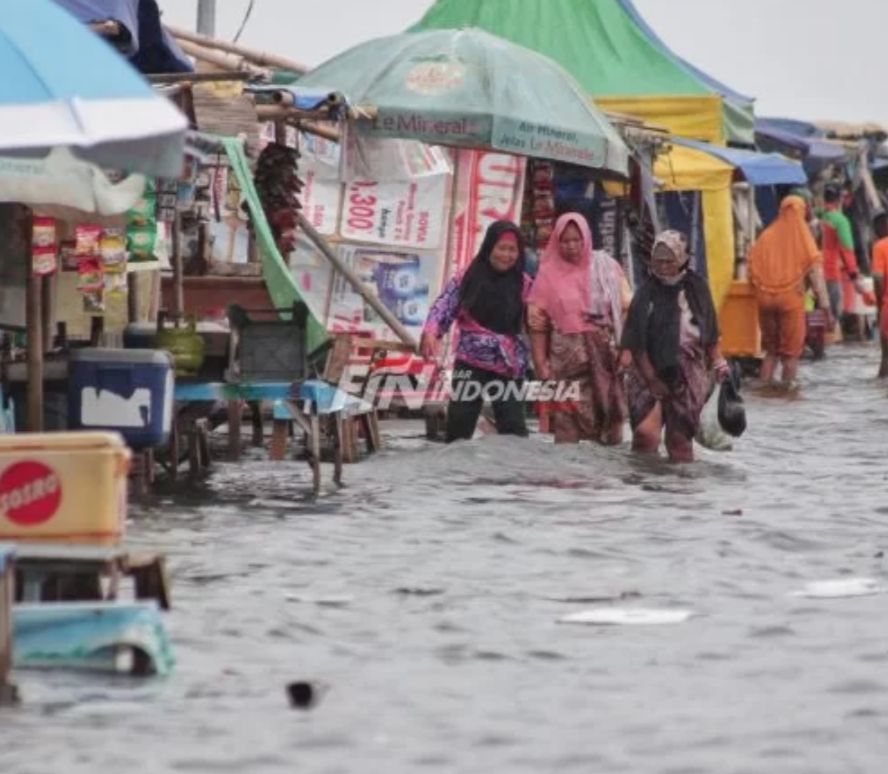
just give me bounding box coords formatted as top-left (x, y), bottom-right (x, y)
top-left (449, 150), bottom-right (526, 275)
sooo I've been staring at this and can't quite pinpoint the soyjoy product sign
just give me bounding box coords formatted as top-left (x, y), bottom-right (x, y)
top-left (0, 460), bottom-right (62, 526)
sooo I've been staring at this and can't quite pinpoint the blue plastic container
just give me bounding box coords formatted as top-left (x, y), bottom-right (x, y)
top-left (68, 349), bottom-right (174, 450)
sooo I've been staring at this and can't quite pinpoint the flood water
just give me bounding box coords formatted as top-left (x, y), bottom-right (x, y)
top-left (4, 345), bottom-right (888, 774)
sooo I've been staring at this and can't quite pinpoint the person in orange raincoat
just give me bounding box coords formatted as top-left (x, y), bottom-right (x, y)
top-left (748, 195), bottom-right (832, 386)
top-left (870, 213), bottom-right (888, 377)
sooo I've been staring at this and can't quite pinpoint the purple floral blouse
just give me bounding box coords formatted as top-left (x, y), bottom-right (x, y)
top-left (422, 274), bottom-right (532, 378)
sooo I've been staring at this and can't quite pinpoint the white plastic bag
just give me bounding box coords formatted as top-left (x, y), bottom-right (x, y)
top-left (695, 385), bottom-right (733, 451)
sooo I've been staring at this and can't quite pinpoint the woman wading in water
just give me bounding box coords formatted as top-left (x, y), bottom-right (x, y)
top-left (621, 231), bottom-right (730, 463)
top-left (527, 213), bottom-right (632, 444)
top-left (420, 220), bottom-right (531, 442)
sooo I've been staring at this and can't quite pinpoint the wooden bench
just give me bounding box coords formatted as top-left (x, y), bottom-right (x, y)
top-left (11, 544), bottom-right (170, 611)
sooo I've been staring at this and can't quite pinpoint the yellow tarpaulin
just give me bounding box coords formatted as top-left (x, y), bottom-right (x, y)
top-left (597, 95), bottom-right (726, 145)
top-left (599, 96), bottom-right (736, 308)
top-left (654, 143), bottom-right (733, 192)
top-left (653, 143), bottom-right (736, 310)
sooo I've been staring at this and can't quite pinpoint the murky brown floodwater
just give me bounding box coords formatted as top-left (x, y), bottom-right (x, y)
top-left (4, 345), bottom-right (888, 774)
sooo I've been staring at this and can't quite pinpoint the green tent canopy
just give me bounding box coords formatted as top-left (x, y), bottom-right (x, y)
top-left (411, 0), bottom-right (754, 145)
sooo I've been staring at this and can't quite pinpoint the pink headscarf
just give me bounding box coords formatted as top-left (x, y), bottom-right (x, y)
top-left (528, 213), bottom-right (624, 336)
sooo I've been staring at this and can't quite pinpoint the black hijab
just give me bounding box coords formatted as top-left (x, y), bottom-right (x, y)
top-left (621, 271), bottom-right (719, 385)
top-left (459, 220), bottom-right (526, 335)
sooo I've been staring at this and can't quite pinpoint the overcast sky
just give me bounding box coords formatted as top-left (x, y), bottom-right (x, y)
top-left (157, 0), bottom-right (886, 124)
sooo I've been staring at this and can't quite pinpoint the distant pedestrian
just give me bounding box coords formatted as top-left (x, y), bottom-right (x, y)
top-left (748, 195), bottom-right (831, 385)
top-left (820, 184), bottom-right (860, 325)
top-left (870, 213), bottom-right (888, 377)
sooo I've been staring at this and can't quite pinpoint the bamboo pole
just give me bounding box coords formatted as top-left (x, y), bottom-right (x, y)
top-left (148, 72), bottom-right (253, 85)
top-left (298, 122), bottom-right (341, 143)
top-left (176, 38), bottom-right (270, 80)
top-left (254, 106), bottom-right (342, 142)
top-left (167, 24), bottom-right (309, 74)
top-left (256, 105), bottom-right (335, 122)
top-left (296, 214), bottom-right (416, 348)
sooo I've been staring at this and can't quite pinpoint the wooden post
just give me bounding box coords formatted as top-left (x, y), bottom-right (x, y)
top-left (172, 213), bottom-right (184, 320)
top-left (41, 273), bottom-right (54, 353)
top-left (127, 272), bottom-right (140, 324)
top-left (26, 273), bottom-right (43, 433)
top-left (0, 551), bottom-right (17, 705)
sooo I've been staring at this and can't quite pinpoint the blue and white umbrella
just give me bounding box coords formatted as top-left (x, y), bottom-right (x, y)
top-left (0, 0), bottom-right (187, 178)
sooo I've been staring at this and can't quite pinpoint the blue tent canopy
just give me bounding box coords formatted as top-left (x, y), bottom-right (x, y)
top-left (675, 138), bottom-right (807, 186)
top-left (755, 117), bottom-right (847, 174)
top-left (52, 0), bottom-right (193, 73)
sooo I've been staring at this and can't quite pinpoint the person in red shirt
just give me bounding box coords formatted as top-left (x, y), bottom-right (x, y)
top-left (870, 213), bottom-right (888, 377)
top-left (819, 185), bottom-right (860, 325)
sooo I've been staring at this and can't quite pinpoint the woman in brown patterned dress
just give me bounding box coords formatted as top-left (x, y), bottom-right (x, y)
top-left (621, 231), bottom-right (730, 463)
top-left (527, 212), bottom-right (632, 445)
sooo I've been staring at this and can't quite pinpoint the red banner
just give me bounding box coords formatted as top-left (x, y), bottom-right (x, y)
top-left (448, 151), bottom-right (527, 277)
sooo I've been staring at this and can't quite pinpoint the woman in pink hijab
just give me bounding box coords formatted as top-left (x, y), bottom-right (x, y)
top-left (528, 213), bottom-right (633, 444)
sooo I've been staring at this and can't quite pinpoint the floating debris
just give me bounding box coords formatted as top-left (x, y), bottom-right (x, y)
top-left (557, 608), bottom-right (695, 626)
top-left (790, 578), bottom-right (885, 599)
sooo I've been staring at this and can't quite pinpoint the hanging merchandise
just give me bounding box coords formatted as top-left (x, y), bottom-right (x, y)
top-left (74, 223), bottom-right (102, 257)
top-left (126, 180), bottom-right (158, 262)
top-left (156, 179), bottom-right (178, 224)
top-left (31, 215), bottom-right (57, 276)
top-left (60, 239), bottom-right (78, 271)
top-left (82, 288), bottom-right (105, 313)
top-left (104, 271), bottom-right (127, 300)
top-left (76, 256), bottom-right (103, 291)
top-left (99, 228), bottom-right (127, 271)
top-left (253, 142), bottom-right (303, 258)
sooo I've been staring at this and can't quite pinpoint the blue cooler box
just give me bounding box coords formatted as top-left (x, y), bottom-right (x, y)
top-left (68, 348), bottom-right (174, 450)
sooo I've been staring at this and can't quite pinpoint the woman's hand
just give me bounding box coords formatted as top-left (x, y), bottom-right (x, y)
top-left (712, 357), bottom-right (731, 383)
top-left (537, 362), bottom-right (553, 381)
top-left (419, 332), bottom-right (439, 361)
top-left (616, 349), bottom-right (632, 374)
top-left (647, 378), bottom-right (669, 400)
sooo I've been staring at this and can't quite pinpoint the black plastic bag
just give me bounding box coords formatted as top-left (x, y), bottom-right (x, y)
top-left (717, 372), bottom-right (746, 438)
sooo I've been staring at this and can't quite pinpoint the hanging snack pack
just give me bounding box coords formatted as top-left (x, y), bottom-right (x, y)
top-left (31, 216), bottom-right (58, 276)
top-left (75, 224), bottom-right (103, 257)
top-left (100, 228), bottom-right (126, 269)
top-left (60, 239), bottom-right (78, 272)
top-left (127, 180), bottom-right (158, 262)
top-left (100, 227), bottom-right (127, 300)
top-left (77, 257), bottom-right (103, 292)
top-left (78, 256), bottom-right (105, 313)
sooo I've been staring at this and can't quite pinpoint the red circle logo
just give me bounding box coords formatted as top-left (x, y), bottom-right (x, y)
top-left (0, 461), bottom-right (62, 526)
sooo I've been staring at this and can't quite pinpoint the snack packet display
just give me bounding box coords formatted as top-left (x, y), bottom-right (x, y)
top-left (77, 257), bottom-right (104, 291)
top-left (100, 228), bottom-right (127, 270)
top-left (31, 216), bottom-right (57, 276)
top-left (32, 216), bottom-right (56, 248)
top-left (75, 224), bottom-right (102, 256)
